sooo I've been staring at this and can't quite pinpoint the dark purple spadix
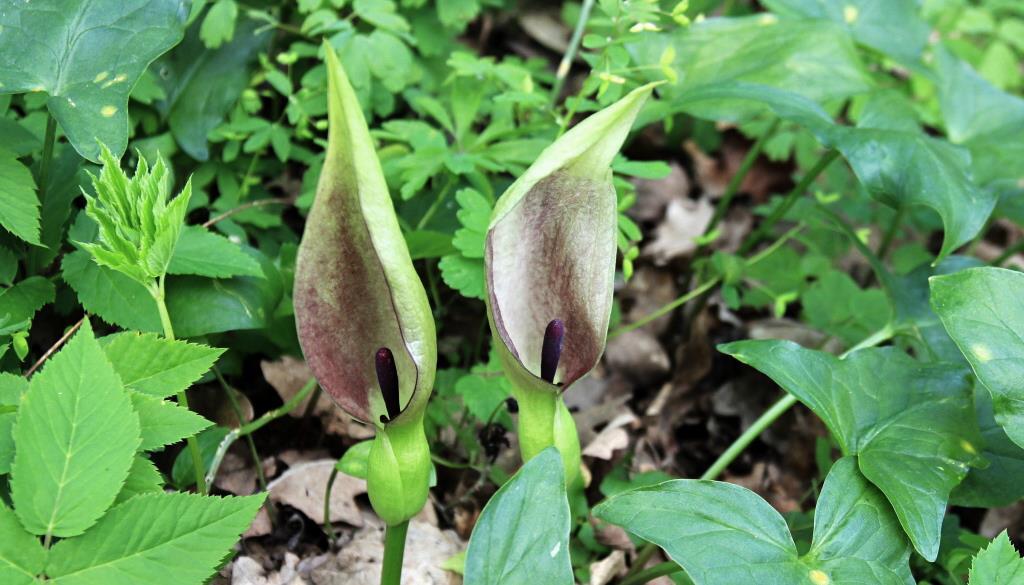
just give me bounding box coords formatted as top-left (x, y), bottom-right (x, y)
top-left (540, 319), bottom-right (565, 384)
top-left (376, 347), bottom-right (400, 422)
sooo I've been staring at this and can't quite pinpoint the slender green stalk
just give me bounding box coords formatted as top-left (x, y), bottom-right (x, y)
top-left (216, 368), bottom-right (276, 521)
top-left (704, 119), bottom-right (781, 237)
top-left (992, 239), bottom-right (1024, 266)
top-left (324, 467), bottom-right (339, 545)
top-left (380, 520), bottom-right (410, 585)
top-left (150, 275), bottom-right (207, 495)
top-left (700, 324), bottom-right (894, 481)
top-left (416, 177), bottom-right (455, 230)
top-left (551, 0), bottom-right (596, 105)
top-left (618, 561), bottom-right (686, 585)
top-left (877, 207), bottom-right (905, 261)
top-left (739, 149), bottom-right (840, 255)
top-left (37, 114), bottom-right (57, 198)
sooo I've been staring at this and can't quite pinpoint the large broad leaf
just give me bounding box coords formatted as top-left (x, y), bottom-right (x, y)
top-left (969, 531), bottom-right (1024, 584)
top-left (155, 18), bottom-right (269, 161)
top-left (0, 0), bottom-right (187, 162)
top-left (0, 503), bottom-right (45, 585)
top-left (762, 0), bottom-right (929, 64)
top-left (46, 492), bottom-right (265, 585)
top-left (10, 321), bottom-right (140, 538)
top-left (719, 341), bottom-right (979, 561)
top-left (464, 448), bottom-right (573, 585)
top-left (673, 83), bottom-right (995, 261)
top-left (62, 250), bottom-right (162, 332)
top-left (168, 226), bottom-right (263, 279)
top-left (100, 332), bottom-right (223, 398)
top-left (595, 458), bottom-right (913, 585)
top-left (629, 15), bottom-right (871, 120)
top-left (953, 384), bottom-right (1024, 508)
top-left (931, 267), bottom-right (1024, 450)
top-left (0, 150), bottom-right (40, 245)
top-left (934, 49), bottom-right (1024, 198)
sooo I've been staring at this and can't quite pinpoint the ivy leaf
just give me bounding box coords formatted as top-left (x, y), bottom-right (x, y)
top-left (10, 320), bottom-right (140, 538)
top-left (115, 456), bottom-right (165, 504)
top-left (931, 267), bottom-right (1024, 450)
top-left (100, 332), bottom-right (223, 398)
top-left (595, 458), bottom-right (913, 585)
top-left (0, 0), bottom-right (187, 161)
top-left (762, 0), bottom-right (929, 64)
top-left (130, 393), bottom-right (212, 451)
top-left (719, 341), bottom-right (979, 561)
top-left (168, 226), bottom-right (263, 279)
top-left (0, 150), bottom-right (40, 245)
top-left (0, 503), bottom-right (46, 585)
top-left (969, 531), bottom-right (1024, 584)
top-left (464, 448), bottom-right (573, 585)
top-left (46, 492), bottom-right (265, 585)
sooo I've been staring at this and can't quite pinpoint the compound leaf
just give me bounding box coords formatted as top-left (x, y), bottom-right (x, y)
top-left (168, 226), bottom-right (263, 279)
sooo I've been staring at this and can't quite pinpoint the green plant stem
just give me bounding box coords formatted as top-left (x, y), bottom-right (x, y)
top-left (150, 275), bottom-right (207, 495)
top-left (551, 0), bottom-right (596, 106)
top-left (618, 561), bottom-right (686, 585)
top-left (37, 114), bottom-right (57, 198)
top-left (704, 119), bottom-right (781, 237)
top-left (739, 149), bottom-right (840, 255)
top-left (324, 466), bottom-right (339, 545)
top-left (380, 520), bottom-right (410, 585)
top-left (992, 239), bottom-right (1024, 266)
top-left (416, 177), bottom-right (455, 230)
top-left (215, 368), bottom-right (276, 521)
top-left (700, 324), bottom-right (894, 481)
top-left (877, 207), bottom-right (905, 261)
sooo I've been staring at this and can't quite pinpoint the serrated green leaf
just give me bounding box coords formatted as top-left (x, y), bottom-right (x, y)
top-left (62, 250), bottom-right (162, 332)
top-left (199, 0), bottom-right (237, 49)
top-left (0, 413), bottom-right (14, 474)
top-left (10, 321), bottom-right (140, 538)
top-left (47, 492), bottom-right (265, 585)
top-left (168, 226), bottom-right (263, 279)
top-left (115, 456), bottom-right (165, 504)
top-left (100, 332), bottom-right (223, 398)
top-left (969, 531), bottom-right (1024, 584)
top-left (439, 254), bottom-right (485, 300)
top-left (0, 0), bottom-right (187, 161)
top-left (465, 448), bottom-right (573, 585)
top-left (0, 276), bottom-right (56, 326)
top-left (594, 457), bottom-right (913, 585)
top-left (451, 188), bottom-right (491, 258)
top-left (0, 150), bottom-right (40, 245)
top-left (130, 393), bottom-right (212, 451)
top-left (0, 502), bottom-right (45, 585)
top-left (931, 267), bottom-right (1024, 450)
top-left (719, 341), bottom-right (979, 561)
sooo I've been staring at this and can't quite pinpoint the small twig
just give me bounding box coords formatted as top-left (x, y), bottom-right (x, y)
top-left (25, 317), bottom-right (84, 377)
top-left (324, 466), bottom-right (339, 546)
top-left (202, 197), bottom-right (292, 228)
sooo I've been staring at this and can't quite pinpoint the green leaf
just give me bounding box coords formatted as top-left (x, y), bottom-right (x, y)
top-left (439, 254), bottom-right (485, 300)
top-left (47, 492), bottom-right (265, 585)
top-left (172, 426), bottom-right (230, 489)
top-left (156, 18), bottom-right (269, 160)
top-left (0, 0), bottom-right (187, 161)
top-left (762, 0), bottom-right (929, 64)
top-left (0, 502), bottom-right (46, 585)
top-left (100, 332), bottom-right (223, 398)
top-left (631, 16), bottom-right (871, 119)
top-left (0, 276), bottom-right (56, 325)
top-left (953, 384), bottom-right (1024, 507)
top-left (718, 341), bottom-right (979, 561)
top-left (115, 456), bottom-right (165, 504)
top-left (0, 150), bottom-right (40, 245)
top-left (465, 448), bottom-right (573, 585)
top-left (352, 0), bottom-right (409, 33)
top-left (130, 393), bottom-right (212, 451)
top-left (62, 250), bottom-right (162, 332)
top-left (451, 188), bottom-right (491, 258)
top-left (931, 267), bottom-right (1024, 450)
top-left (802, 270), bottom-right (890, 345)
top-left (404, 230), bottom-right (455, 260)
top-left (437, 0), bottom-right (481, 29)
top-left (199, 0), bottom-right (237, 49)
top-left (168, 226), bottom-right (263, 278)
top-left (336, 440), bottom-right (373, 479)
top-left (595, 457), bottom-right (912, 585)
top-left (10, 321), bottom-right (140, 538)
top-left (969, 531), bottom-right (1024, 584)
top-left (0, 412), bottom-right (14, 474)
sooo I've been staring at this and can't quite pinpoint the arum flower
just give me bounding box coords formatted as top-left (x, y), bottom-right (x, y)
top-left (294, 44), bottom-right (435, 526)
top-left (485, 84), bottom-right (654, 483)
